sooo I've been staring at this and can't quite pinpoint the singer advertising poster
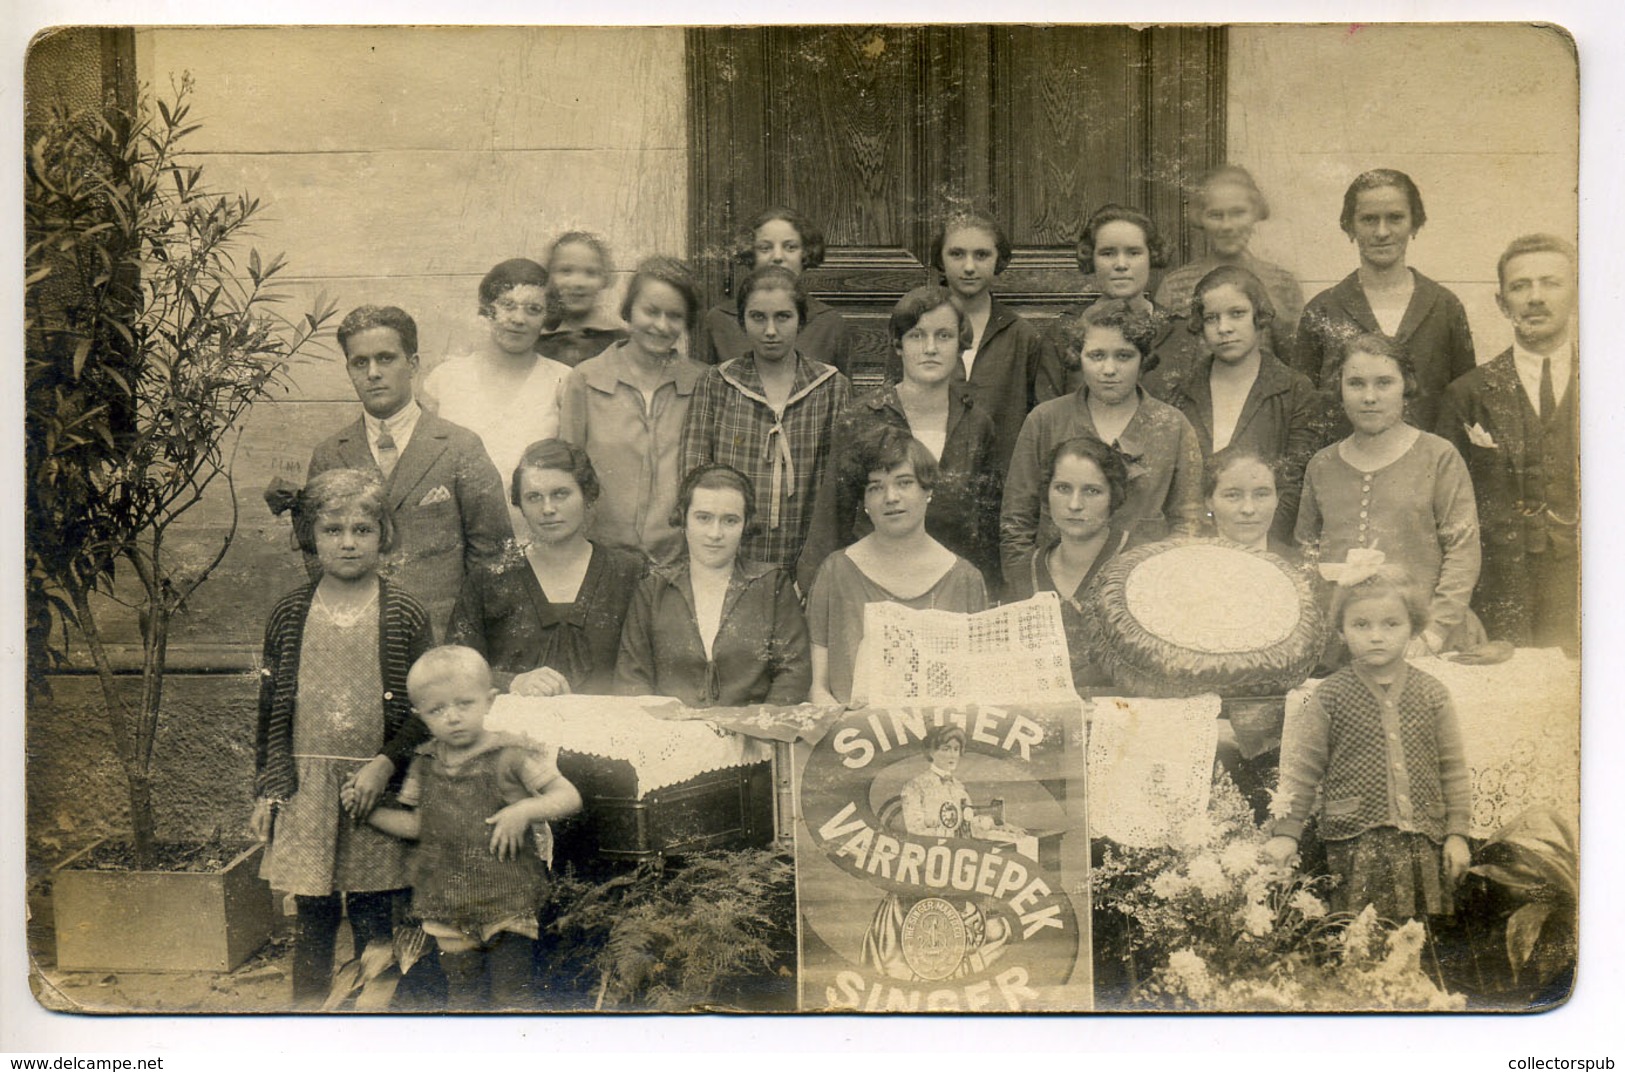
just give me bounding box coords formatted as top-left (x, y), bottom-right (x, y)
top-left (794, 703), bottom-right (1091, 1012)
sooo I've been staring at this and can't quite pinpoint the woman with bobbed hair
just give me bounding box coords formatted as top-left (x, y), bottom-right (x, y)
top-left (1161, 264), bottom-right (1319, 543)
top-left (679, 263), bottom-right (850, 584)
top-left (422, 258), bottom-right (573, 534)
top-left (887, 211), bottom-right (1044, 471)
top-left (1154, 164), bottom-right (1305, 356)
top-left (1004, 298), bottom-right (1205, 572)
top-left (1003, 435), bottom-right (1133, 692)
top-left (807, 426), bottom-right (988, 705)
top-left (447, 438), bottom-right (646, 696)
top-left (1294, 168), bottom-right (1475, 434)
top-left (1296, 332), bottom-right (1483, 658)
top-left (1035, 203), bottom-right (1201, 404)
top-left (835, 285), bottom-right (1001, 586)
top-left (614, 463), bottom-right (811, 707)
top-left (693, 206), bottom-right (854, 375)
top-left (560, 256), bottom-right (708, 565)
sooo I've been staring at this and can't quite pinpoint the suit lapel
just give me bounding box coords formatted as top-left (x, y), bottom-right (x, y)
top-left (966, 302), bottom-right (1016, 386)
top-left (388, 414), bottom-right (450, 512)
top-left (332, 419), bottom-right (376, 470)
top-left (1175, 356), bottom-right (1216, 447)
top-left (944, 384), bottom-right (974, 443)
top-left (1479, 351), bottom-right (1532, 494)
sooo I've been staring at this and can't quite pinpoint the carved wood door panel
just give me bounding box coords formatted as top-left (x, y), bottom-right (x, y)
top-left (687, 25), bottom-right (1226, 386)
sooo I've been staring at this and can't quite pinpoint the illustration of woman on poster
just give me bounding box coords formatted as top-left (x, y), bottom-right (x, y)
top-left (859, 723), bottom-right (1028, 981)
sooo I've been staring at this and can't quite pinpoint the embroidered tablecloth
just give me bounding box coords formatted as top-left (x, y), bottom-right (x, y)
top-left (487, 694), bottom-right (773, 798)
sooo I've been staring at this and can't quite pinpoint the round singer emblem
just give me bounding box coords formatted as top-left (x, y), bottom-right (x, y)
top-left (938, 802), bottom-right (961, 833)
top-left (901, 897), bottom-right (967, 981)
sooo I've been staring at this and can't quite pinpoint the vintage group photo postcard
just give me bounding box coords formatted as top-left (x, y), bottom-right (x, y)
top-left (18, 20), bottom-right (1582, 1024)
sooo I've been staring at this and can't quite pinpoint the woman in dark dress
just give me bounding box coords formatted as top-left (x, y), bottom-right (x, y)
top-left (614, 464), bottom-right (811, 707)
top-left (447, 438), bottom-right (644, 695)
top-left (1003, 434), bottom-right (1131, 693)
top-left (835, 285), bottom-right (1001, 587)
top-left (1293, 169), bottom-right (1475, 435)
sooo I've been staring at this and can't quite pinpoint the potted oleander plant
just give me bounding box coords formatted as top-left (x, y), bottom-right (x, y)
top-left (26, 74), bottom-right (335, 975)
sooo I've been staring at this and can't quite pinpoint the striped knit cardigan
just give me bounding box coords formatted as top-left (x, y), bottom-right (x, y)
top-left (255, 579), bottom-right (433, 801)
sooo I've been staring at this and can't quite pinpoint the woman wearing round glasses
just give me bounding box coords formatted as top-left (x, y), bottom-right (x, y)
top-left (423, 258), bottom-right (573, 536)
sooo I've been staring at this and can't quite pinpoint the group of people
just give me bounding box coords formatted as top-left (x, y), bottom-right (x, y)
top-left (252, 165), bottom-right (1579, 1007)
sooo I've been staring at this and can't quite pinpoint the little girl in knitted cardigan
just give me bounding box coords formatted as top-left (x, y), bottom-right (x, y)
top-left (1265, 563), bottom-right (1471, 921)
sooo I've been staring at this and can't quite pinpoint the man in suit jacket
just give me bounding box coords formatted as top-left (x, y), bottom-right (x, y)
top-left (1436, 235), bottom-right (1578, 651)
top-left (309, 305), bottom-right (511, 637)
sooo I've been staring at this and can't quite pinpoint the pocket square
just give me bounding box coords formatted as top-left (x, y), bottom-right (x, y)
top-left (1465, 422), bottom-right (1498, 449)
top-left (418, 484), bottom-right (453, 506)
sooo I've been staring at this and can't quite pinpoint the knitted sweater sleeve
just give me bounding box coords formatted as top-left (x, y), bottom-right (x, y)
top-left (1272, 688), bottom-right (1331, 842)
top-left (1435, 693), bottom-right (1472, 839)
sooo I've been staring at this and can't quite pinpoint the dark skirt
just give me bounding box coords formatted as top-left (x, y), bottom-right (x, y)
top-left (1325, 827), bottom-right (1451, 922)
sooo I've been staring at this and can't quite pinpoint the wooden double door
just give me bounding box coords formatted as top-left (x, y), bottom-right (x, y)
top-left (687, 25), bottom-right (1227, 384)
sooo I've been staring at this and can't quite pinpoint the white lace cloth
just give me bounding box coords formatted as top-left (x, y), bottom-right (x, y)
top-left (853, 592), bottom-right (1078, 706)
top-left (1086, 694), bottom-right (1223, 847)
top-left (486, 694), bottom-right (773, 798)
top-left (1283, 648), bottom-right (1579, 838)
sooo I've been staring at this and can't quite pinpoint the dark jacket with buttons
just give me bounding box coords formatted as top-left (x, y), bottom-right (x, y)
top-left (255, 580), bottom-right (433, 801)
top-left (1161, 351), bottom-right (1321, 545)
top-left (614, 559), bottom-right (811, 707)
top-left (1436, 349), bottom-right (1579, 645)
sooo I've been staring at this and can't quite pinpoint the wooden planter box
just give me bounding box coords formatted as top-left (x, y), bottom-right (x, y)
top-left (53, 842), bottom-right (277, 973)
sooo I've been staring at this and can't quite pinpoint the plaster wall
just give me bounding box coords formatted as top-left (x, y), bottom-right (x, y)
top-left (1226, 24), bottom-right (1577, 361)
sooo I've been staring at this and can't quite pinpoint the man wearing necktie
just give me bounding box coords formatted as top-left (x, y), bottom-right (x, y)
top-left (308, 305), bottom-right (510, 638)
top-left (1437, 235), bottom-right (1579, 651)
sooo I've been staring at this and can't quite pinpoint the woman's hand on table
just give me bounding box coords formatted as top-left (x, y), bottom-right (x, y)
top-left (1405, 629), bottom-right (1445, 660)
top-left (1447, 639), bottom-right (1515, 666)
top-left (511, 666), bottom-right (572, 698)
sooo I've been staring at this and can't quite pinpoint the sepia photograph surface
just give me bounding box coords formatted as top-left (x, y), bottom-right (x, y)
top-left (18, 19), bottom-right (1583, 1022)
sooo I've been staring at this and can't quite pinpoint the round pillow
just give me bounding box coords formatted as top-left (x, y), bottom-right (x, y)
top-left (1082, 538), bottom-right (1324, 698)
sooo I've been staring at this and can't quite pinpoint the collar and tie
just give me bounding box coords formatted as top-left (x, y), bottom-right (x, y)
top-left (375, 419), bottom-right (400, 479)
top-left (762, 420), bottom-right (796, 531)
top-left (1538, 356), bottom-right (1557, 420)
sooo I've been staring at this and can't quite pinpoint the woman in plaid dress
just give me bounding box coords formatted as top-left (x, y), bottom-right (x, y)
top-left (679, 265), bottom-right (851, 589)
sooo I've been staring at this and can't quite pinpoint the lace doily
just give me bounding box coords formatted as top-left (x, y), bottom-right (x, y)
top-left (853, 593), bottom-right (1078, 706)
top-left (486, 694), bottom-right (772, 798)
top-left (1087, 693), bottom-right (1223, 847)
top-left (1123, 544), bottom-right (1299, 654)
top-left (1282, 649), bottom-right (1579, 838)
top-left (1088, 539), bottom-right (1324, 699)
